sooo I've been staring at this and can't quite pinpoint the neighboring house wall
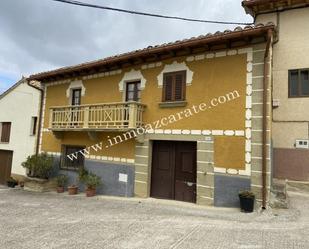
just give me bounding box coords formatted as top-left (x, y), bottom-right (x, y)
top-left (0, 80), bottom-right (41, 177)
top-left (256, 7), bottom-right (309, 181)
top-left (40, 43), bottom-right (271, 207)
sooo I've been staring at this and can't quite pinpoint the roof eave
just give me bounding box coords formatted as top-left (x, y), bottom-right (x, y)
top-left (29, 24), bottom-right (275, 82)
top-left (242, 0), bottom-right (309, 17)
top-left (0, 78), bottom-right (26, 101)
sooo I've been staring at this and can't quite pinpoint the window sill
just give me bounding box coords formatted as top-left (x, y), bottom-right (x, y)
top-left (288, 96), bottom-right (309, 98)
top-left (0, 142), bottom-right (9, 144)
top-left (159, 101), bottom-right (187, 108)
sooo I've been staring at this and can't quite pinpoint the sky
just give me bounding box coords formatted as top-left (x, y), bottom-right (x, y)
top-left (0, 0), bottom-right (252, 94)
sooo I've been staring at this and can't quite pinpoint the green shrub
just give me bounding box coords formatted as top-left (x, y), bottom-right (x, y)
top-left (83, 173), bottom-right (101, 189)
top-left (56, 175), bottom-right (68, 187)
top-left (78, 167), bottom-right (89, 183)
top-left (22, 153), bottom-right (54, 179)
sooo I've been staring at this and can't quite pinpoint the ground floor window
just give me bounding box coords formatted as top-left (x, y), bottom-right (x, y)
top-left (61, 145), bottom-right (85, 170)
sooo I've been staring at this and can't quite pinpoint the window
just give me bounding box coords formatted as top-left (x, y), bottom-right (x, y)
top-left (30, 117), bottom-right (38, 136)
top-left (72, 89), bottom-right (82, 105)
top-left (289, 69), bottom-right (309, 97)
top-left (0, 122), bottom-right (11, 143)
top-left (126, 81), bottom-right (141, 102)
top-left (162, 71), bottom-right (186, 102)
top-left (61, 145), bottom-right (85, 170)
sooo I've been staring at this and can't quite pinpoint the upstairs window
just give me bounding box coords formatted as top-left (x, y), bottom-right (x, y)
top-left (289, 69), bottom-right (309, 97)
top-left (71, 88), bottom-right (82, 105)
top-left (126, 81), bottom-right (141, 102)
top-left (61, 145), bottom-right (85, 171)
top-left (162, 71), bottom-right (186, 102)
top-left (30, 117), bottom-right (38, 136)
top-left (0, 122), bottom-right (11, 143)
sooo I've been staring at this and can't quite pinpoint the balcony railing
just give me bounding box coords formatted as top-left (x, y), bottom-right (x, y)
top-left (48, 102), bottom-right (146, 131)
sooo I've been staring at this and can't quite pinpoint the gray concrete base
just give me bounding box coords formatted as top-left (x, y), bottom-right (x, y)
top-left (52, 157), bottom-right (135, 197)
top-left (214, 174), bottom-right (251, 207)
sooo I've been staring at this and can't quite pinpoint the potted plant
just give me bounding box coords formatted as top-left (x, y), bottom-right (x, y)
top-left (239, 190), bottom-right (255, 213)
top-left (67, 168), bottom-right (88, 195)
top-left (7, 177), bottom-right (18, 188)
top-left (56, 175), bottom-right (68, 193)
top-left (68, 184), bottom-right (78, 195)
top-left (78, 167), bottom-right (89, 183)
top-left (83, 173), bottom-right (101, 197)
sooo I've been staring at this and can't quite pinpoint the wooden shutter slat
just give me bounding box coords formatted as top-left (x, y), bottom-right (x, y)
top-left (163, 71), bottom-right (186, 102)
top-left (175, 73), bottom-right (184, 101)
top-left (163, 75), bottom-right (173, 101)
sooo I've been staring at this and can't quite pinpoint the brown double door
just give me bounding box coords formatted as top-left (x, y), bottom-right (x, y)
top-left (151, 141), bottom-right (197, 203)
top-left (0, 150), bottom-right (13, 185)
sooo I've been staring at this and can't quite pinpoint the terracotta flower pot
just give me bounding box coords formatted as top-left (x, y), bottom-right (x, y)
top-left (68, 186), bottom-right (78, 195)
top-left (86, 187), bottom-right (96, 197)
top-left (57, 186), bottom-right (65, 193)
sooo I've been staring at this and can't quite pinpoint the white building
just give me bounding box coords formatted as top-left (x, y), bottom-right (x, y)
top-left (0, 78), bottom-right (41, 184)
top-left (243, 0), bottom-right (309, 182)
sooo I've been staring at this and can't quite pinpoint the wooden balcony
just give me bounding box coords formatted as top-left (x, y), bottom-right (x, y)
top-left (48, 102), bottom-right (146, 131)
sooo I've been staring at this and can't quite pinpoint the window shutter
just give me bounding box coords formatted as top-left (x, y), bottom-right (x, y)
top-left (1, 122), bottom-right (11, 143)
top-left (164, 75), bottom-right (173, 101)
top-left (175, 73), bottom-right (185, 101)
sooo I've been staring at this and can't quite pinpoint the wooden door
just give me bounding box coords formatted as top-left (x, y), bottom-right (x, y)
top-left (174, 142), bottom-right (197, 203)
top-left (151, 141), bottom-right (175, 200)
top-left (151, 141), bottom-right (196, 203)
top-left (0, 150), bottom-right (13, 185)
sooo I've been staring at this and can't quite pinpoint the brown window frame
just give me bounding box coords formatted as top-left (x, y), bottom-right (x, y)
top-left (60, 145), bottom-right (85, 171)
top-left (31, 117), bottom-right (38, 136)
top-left (288, 69), bottom-right (309, 98)
top-left (162, 70), bottom-right (186, 102)
top-left (125, 81), bottom-right (141, 102)
top-left (1, 122), bottom-right (11, 143)
top-left (71, 88), bottom-right (82, 105)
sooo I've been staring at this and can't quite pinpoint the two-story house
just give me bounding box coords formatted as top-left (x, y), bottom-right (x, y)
top-left (243, 0), bottom-right (309, 183)
top-left (0, 78), bottom-right (41, 184)
top-left (29, 23), bottom-right (274, 208)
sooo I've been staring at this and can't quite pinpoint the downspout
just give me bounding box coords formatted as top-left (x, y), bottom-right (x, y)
top-left (262, 29), bottom-right (273, 209)
top-left (27, 80), bottom-right (44, 155)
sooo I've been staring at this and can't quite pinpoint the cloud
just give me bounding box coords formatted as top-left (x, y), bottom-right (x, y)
top-left (0, 0), bottom-right (252, 89)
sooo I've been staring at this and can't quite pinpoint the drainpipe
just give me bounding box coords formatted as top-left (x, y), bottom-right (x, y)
top-left (262, 29), bottom-right (273, 209)
top-left (27, 80), bottom-right (44, 155)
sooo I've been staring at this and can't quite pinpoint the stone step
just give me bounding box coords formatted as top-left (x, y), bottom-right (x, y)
top-left (269, 178), bottom-right (288, 209)
top-left (23, 177), bottom-right (57, 192)
top-left (286, 180), bottom-right (309, 193)
top-left (271, 179), bottom-right (287, 196)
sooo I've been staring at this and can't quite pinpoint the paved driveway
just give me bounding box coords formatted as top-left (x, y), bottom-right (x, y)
top-left (0, 187), bottom-right (309, 249)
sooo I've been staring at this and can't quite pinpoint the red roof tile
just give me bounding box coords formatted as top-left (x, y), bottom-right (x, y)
top-left (29, 23), bottom-right (275, 81)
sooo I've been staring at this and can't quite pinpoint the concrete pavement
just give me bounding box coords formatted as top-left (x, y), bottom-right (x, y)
top-left (0, 187), bottom-right (308, 249)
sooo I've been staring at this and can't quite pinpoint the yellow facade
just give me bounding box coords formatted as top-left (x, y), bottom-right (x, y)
top-left (41, 53), bottom-right (247, 170)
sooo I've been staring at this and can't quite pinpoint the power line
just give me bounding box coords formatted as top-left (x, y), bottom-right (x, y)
top-left (51, 0), bottom-right (253, 26)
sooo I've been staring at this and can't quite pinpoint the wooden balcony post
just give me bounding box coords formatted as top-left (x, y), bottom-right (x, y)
top-left (128, 102), bottom-right (137, 129)
top-left (49, 109), bottom-right (53, 129)
top-left (84, 107), bottom-right (89, 128)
